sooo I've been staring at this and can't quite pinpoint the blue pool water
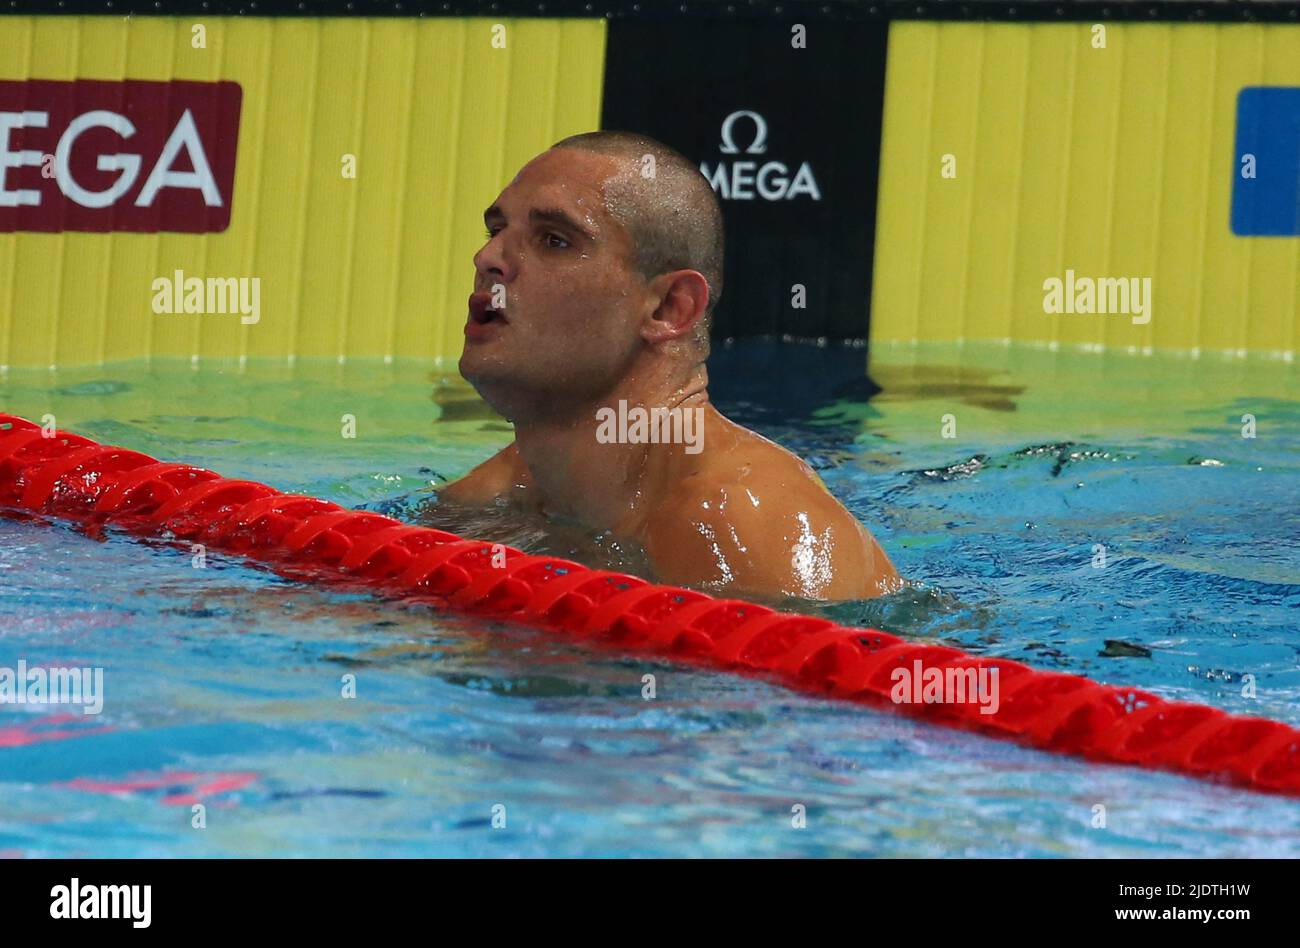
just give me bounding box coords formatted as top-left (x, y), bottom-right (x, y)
top-left (1, 340), bottom-right (1298, 857)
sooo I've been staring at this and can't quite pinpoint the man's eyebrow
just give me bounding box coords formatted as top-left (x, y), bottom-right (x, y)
top-left (482, 204), bottom-right (596, 241)
top-left (529, 207), bottom-right (595, 240)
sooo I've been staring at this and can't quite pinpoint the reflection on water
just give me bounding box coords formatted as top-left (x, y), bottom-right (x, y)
top-left (866, 361), bottom-right (1027, 412)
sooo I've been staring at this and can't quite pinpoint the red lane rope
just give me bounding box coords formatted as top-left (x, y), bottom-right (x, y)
top-left (2, 412), bottom-right (1297, 796)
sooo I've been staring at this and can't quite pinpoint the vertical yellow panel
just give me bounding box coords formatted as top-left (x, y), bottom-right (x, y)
top-left (873, 21), bottom-right (1300, 358)
top-left (917, 25), bottom-right (982, 342)
top-left (1011, 26), bottom-right (1075, 348)
top-left (1153, 27), bottom-right (1216, 352)
top-left (246, 17), bottom-right (321, 362)
top-left (1107, 24), bottom-right (1168, 353)
top-left (345, 18), bottom-right (417, 360)
top-left (1198, 26), bottom-right (1247, 354)
top-left (394, 19), bottom-right (466, 363)
top-left (872, 22), bottom-right (935, 346)
top-left (291, 20), bottom-right (368, 360)
top-left (965, 26), bottom-right (1030, 344)
top-left (1059, 23), bottom-right (1123, 349)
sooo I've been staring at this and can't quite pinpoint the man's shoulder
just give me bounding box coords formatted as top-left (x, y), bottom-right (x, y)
top-left (653, 456), bottom-right (846, 543)
top-left (642, 421), bottom-right (894, 598)
top-left (439, 442), bottom-right (531, 505)
top-left (661, 421), bottom-right (824, 510)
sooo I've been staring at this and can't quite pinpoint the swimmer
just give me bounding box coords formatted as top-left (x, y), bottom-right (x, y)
top-left (441, 131), bottom-right (900, 601)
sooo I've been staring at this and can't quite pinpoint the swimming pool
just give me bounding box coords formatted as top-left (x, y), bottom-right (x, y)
top-left (1, 339), bottom-right (1298, 857)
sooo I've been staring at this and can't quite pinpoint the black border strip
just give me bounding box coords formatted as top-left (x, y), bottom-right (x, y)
top-left (5, 858), bottom-right (1295, 931)
top-left (1, 0), bottom-right (1298, 24)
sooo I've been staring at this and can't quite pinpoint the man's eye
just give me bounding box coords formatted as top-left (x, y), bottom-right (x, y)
top-left (543, 232), bottom-right (571, 250)
top-left (484, 227), bottom-right (501, 239)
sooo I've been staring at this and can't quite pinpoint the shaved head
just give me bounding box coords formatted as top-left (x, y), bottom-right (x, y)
top-left (462, 135), bottom-right (723, 420)
top-left (552, 131), bottom-right (725, 347)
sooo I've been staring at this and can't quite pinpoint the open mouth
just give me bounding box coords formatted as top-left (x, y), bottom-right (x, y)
top-left (468, 291), bottom-right (508, 327)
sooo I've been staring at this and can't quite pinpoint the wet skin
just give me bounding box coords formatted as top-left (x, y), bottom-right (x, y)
top-left (444, 147), bottom-right (901, 601)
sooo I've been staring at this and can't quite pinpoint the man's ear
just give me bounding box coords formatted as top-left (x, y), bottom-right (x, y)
top-left (642, 270), bottom-right (710, 344)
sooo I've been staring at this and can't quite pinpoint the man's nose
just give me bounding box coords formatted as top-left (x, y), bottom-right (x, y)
top-left (473, 232), bottom-right (516, 285)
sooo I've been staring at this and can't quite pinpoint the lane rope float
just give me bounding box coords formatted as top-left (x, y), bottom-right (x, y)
top-left (2, 412), bottom-right (1298, 797)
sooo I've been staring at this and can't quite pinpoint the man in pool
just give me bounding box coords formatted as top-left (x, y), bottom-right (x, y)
top-left (440, 131), bottom-right (900, 602)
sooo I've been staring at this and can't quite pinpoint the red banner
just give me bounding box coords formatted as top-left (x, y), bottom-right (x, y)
top-left (0, 79), bottom-right (242, 233)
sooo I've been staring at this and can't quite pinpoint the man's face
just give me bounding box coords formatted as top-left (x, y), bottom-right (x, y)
top-left (459, 148), bottom-right (651, 419)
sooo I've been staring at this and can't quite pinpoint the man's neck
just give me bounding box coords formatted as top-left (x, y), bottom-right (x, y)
top-left (512, 360), bottom-right (710, 531)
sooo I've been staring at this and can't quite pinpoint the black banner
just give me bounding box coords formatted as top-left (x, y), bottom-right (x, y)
top-left (602, 17), bottom-right (889, 342)
top-left (1, 858), bottom-right (1293, 933)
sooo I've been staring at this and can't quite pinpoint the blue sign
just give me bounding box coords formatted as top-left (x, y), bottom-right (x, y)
top-left (1232, 87), bottom-right (1300, 236)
